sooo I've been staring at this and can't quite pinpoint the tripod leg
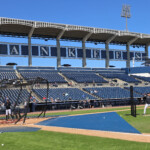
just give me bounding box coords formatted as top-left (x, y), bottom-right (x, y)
top-left (15, 114), bottom-right (25, 124)
top-left (6, 115), bottom-right (8, 121)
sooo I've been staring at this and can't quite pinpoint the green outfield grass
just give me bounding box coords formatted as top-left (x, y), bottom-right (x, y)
top-left (0, 106), bottom-right (132, 119)
top-left (0, 130), bottom-right (150, 150)
top-left (0, 105), bottom-right (144, 119)
top-left (118, 108), bottom-right (150, 133)
top-left (29, 105), bottom-right (150, 133)
top-left (27, 105), bottom-right (144, 117)
top-left (1, 105), bottom-right (150, 150)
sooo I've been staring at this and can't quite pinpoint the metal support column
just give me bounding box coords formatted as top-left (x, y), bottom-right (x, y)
top-left (105, 35), bottom-right (116, 68)
top-left (126, 37), bottom-right (138, 68)
top-left (105, 43), bottom-right (109, 68)
top-left (28, 37), bottom-right (32, 66)
top-left (145, 44), bottom-right (149, 59)
top-left (56, 29), bottom-right (65, 68)
top-left (28, 27), bottom-right (35, 66)
top-left (145, 44), bottom-right (149, 66)
top-left (82, 41), bottom-right (86, 67)
top-left (82, 32), bottom-right (92, 67)
top-left (57, 39), bottom-right (61, 68)
top-left (126, 44), bottom-right (130, 68)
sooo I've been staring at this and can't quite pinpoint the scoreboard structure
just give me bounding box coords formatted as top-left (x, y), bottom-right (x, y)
top-left (0, 17), bottom-right (149, 68)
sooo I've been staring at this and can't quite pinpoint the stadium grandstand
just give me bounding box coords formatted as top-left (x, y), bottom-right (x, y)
top-left (0, 17), bottom-right (150, 113)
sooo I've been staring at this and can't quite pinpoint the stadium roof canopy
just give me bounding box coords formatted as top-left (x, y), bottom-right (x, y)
top-left (0, 17), bottom-right (150, 46)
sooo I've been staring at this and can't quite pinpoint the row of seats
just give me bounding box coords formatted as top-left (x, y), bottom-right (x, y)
top-left (0, 71), bottom-right (18, 80)
top-left (83, 87), bottom-right (142, 99)
top-left (125, 86), bottom-right (150, 95)
top-left (19, 71), bottom-right (67, 83)
top-left (17, 66), bottom-right (55, 70)
top-left (131, 75), bottom-right (150, 82)
top-left (129, 67), bottom-right (150, 74)
top-left (100, 73), bottom-right (141, 83)
top-left (58, 67), bottom-right (91, 71)
top-left (62, 72), bottom-right (108, 83)
top-left (33, 88), bottom-right (96, 101)
top-left (0, 67), bottom-right (146, 84)
top-left (0, 88), bottom-right (30, 104)
top-left (0, 70), bottom-right (141, 84)
top-left (0, 86), bottom-right (147, 105)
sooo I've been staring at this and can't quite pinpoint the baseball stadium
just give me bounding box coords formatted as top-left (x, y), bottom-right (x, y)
top-left (1, 1), bottom-right (150, 150)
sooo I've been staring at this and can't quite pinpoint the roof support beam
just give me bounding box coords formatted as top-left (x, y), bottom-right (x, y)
top-left (105, 35), bottom-right (116, 68)
top-left (145, 43), bottom-right (150, 59)
top-left (28, 27), bottom-right (35, 66)
top-left (56, 29), bottom-right (65, 68)
top-left (126, 37), bottom-right (138, 68)
top-left (82, 32), bottom-right (92, 67)
top-left (144, 43), bottom-right (150, 66)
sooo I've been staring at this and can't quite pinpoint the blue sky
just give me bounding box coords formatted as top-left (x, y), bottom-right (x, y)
top-left (0, 0), bottom-right (150, 68)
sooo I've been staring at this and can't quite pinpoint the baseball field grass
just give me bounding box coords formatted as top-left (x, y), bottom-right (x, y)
top-left (0, 105), bottom-right (150, 150)
top-left (28, 105), bottom-right (144, 117)
top-left (118, 108), bottom-right (150, 133)
top-left (0, 130), bottom-right (150, 150)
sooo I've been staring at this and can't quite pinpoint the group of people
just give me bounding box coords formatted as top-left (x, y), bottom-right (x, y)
top-left (0, 93), bottom-right (150, 121)
top-left (0, 97), bottom-right (29, 121)
top-left (0, 97), bottom-right (14, 120)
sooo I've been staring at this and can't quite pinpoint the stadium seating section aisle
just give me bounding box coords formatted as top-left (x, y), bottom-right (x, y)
top-left (83, 87), bottom-right (141, 99)
top-left (33, 88), bottom-right (96, 101)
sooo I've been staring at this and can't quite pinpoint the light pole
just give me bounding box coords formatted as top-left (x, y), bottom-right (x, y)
top-left (121, 4), bottom-right (131, 31)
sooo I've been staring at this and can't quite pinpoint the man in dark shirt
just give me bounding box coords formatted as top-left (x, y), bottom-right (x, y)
top-left (5, 99), bottom-right (12, 120)
top-left (143, 93), bottom-right (150, 115)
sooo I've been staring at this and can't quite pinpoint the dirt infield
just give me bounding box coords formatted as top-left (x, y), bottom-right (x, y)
top-left (28, 124), bottom-right (150, 143)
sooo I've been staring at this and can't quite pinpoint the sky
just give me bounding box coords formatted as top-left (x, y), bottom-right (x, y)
top-left (0, 0), bottom-right (150, 68)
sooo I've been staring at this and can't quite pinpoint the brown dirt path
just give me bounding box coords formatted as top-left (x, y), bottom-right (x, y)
top-left (27, 124), bottom-right (150, 143)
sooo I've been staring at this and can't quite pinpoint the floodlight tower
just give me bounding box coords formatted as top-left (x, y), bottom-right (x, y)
top-left (121, 4), bottom-right (131, 31)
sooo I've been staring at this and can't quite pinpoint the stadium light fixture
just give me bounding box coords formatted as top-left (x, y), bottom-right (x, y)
top-left (62, 64), bottom-right (71, 67)
top-left (109, 65), bottom-right (115, 68)
top-left (121, 4), bottom-right (131, 31)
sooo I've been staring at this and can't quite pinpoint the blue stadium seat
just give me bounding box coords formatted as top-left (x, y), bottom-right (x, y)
top-left (131, 75), bottom-right (150, 82)
top-left (83, 87), bottom-right (141, 99)
top-left (0, 69), bottom-right (18, 80)
top-left (100, 73), bottom-right (141, 83)
top-left (129, 67), bottom-right (150, 74)
top-left (33, 88), bottom-right (96, 101)
top-left (62, 71), bottom-right (108, 83)
top-left (0, 88), bottom-right (30, 104)
top-left (18, 70), bottom-right (67, 83)
top-left (125, 86), bottom-right (150, 95)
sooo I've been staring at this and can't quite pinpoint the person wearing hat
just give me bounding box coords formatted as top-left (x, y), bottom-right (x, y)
top-left (143, 93), bottom-right (150, 115)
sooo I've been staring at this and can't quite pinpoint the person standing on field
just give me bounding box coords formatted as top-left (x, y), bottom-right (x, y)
top-left (5, 99), bottom-right (12, 120)
top-left (143, 93), bottom-right (150, 115)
